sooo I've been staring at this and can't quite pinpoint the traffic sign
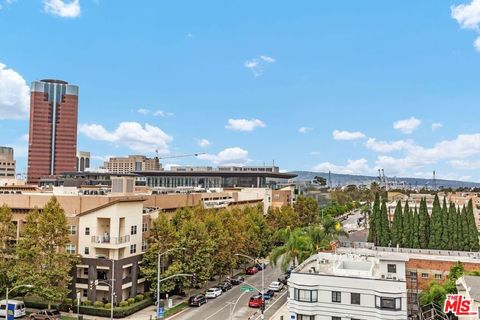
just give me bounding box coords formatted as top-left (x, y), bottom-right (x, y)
top-left (240, 285), bottom-right (253, 292)
top-left (157, 307), bottom-right (165, 319)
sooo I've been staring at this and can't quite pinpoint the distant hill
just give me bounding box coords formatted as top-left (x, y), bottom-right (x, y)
top-left (290, 171), bottom-right (480, 189)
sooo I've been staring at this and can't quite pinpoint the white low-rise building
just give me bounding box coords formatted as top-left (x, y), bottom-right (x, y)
top-left (288, 252), bottom-right (408, 320)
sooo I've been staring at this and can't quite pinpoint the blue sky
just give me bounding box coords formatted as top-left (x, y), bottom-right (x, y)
top-left (1, 0), bottom-right (480, 181)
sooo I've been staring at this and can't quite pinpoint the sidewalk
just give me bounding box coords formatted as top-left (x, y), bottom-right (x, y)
top-left (270, 302), bottom-right (289, 320)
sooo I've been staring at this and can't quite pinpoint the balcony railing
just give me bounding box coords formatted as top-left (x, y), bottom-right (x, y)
top-left (91, 235), bottom-right (130, 244)
top-left (122, 276), bottom-right (133, 285)
top-left (76, 277), bottom-right (89, 284)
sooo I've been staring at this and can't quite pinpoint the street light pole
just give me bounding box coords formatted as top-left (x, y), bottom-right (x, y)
top-left (234, 253), bottom-right (265, 317)
top-left (156, 247), bottom-right (186, 319)
top-left (110, 259), bottom-right (115, 320)
top-left (5, 285), bottom-right (33, 320)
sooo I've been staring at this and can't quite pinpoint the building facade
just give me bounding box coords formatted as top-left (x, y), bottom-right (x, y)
top-left (288, 252), bottom-right (408, 320)
top-left (105, 155), bottom-right (161, 174)
top-left (27, 79), bottom-right (79, 185)
top-left (77, 151), bottom-right (91, 172)
top-left (0, 146), bottom-right (15, 178)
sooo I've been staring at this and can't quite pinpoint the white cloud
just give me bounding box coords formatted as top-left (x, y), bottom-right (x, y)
top-left (20, 133), bottom-right (29, 142)
top-left (298, 127), bottom-right (312, 134)
top-left (313, 158), bottom-right (375, 175)
top-left (44, 0), bottom-right (81, 18)
top-left (153, 110), bottom-right (173, 117)
top-left (450, 159), bottom-right (480, 170)
top-left (198, 147), bottom-right (249, 166)
top-left (451, 0), bottom-right (480, 29)
top-left (137, 108), bottom-right (149, 115)
top-left (244, 55), bottom-right (275, 77)
top-left (451, 0), bottom-right (480, 52)
top-left (475, 36), bottom-right (480, 51)
top-left (393, 117), bottom-right (421, 134)
top-left (0, 63), bottom-right (30, 120)
top-left (365, 138), bottom-right (414, 153)
top-left (79, 122), bottom-right (173, 153)
top-left (260, 55), bottom-right (275, 63)
top-left (225, 118), bottom-right (266, 132)
top-left (310, 151), bottom-right (321, 155)
top-left (431, 122), bottom-right (443, 131)
top-left (197, 138), bottom-right (211, 148)
top-left (332, 130), bottom-right (366, 140)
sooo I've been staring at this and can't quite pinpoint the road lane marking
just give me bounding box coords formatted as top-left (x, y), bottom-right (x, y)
top-left (251, 289), bottom-right (288, 320)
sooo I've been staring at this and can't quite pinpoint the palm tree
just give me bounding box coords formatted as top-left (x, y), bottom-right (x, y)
top-left (269, 228), bottom-right (311, 272)
top-left (305, 225), bottom-right (330, 254)
top-left (321, 214), bottom-right (348, 238)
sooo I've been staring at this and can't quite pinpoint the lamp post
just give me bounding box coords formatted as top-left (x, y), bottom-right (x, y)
top-left (157, 247), bottom-right (186, 319)
top-left (234, 253), bottom-right (265, 317)
top-left (5, 285), bottom-right (33, 320)
top-left (110, 259), bottom-right (115, 320)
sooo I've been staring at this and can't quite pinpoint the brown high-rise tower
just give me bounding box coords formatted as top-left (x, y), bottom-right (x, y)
top-left (27, 79), bottom-right (79, 185)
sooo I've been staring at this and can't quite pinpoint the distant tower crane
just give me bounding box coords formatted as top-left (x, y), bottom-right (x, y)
top-left (154, 150), bottom-right (206, 160)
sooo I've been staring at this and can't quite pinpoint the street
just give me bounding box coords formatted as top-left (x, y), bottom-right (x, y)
top-left (170, 262), bottom-right (287, 320)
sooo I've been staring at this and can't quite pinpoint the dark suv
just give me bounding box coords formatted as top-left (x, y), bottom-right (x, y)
top-left (218, 281), bottom-right (233, 292)
top-left (229, 275), bottom-right (245, 285)
top-left (188, 294), bottom-right (207, 307)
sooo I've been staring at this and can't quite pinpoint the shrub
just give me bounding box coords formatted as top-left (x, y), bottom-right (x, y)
top-left (82, 300), bottom-right (92, 306)
top-left (134, 294), bottom-right (144, 302)
top-left (93, 301), bottom-right (104, 308)
top-left (127, 298), bottom-right (135, 305)
top-left (119, 301), bottom-right (129, 307)
top-left (104, 303), bottom-right (112, 309)
top-left (63, 298), bottom-right (73, 306)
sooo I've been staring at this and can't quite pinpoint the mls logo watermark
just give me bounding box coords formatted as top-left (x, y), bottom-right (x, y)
top-left (444, 294), bottom-right (478, 317)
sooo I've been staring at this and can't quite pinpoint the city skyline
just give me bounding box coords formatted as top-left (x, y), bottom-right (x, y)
top-left (2, 1), bottom-right (480, 181)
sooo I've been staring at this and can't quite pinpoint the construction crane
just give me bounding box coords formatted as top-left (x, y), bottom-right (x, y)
top-left (154, 150), bottom-right (206, 160)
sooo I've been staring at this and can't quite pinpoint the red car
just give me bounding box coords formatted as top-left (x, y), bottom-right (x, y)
top-left (248, 294), bottom-right (265, 308)
top-left (246, 266), bottom-right (259, 275)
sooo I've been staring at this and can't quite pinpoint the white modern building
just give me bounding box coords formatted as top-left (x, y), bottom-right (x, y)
top-left (288, 252), bottom-right (408, 320)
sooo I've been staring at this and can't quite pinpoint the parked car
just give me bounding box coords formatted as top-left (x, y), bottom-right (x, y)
top-left (229, 275), bottom-right (245, 285)
top-left (0, 300), bottom-right (26, 319)
top-left (248, 294), bottom-right (265, 308)
top-left (246, 266), bottom-right (259, 275)
top-left (205, 287), bottom-right (223, 298)
top-left (188, 294), bottom-right (207, 307)
top-left (255, 262), bottom-right (267, 270)
top-left (29, 309), bottom-right (61, 320)
top-left (277, 273), bottom-right (289, 285)
top-left (269, 281), bottom-right (284, 292)
top-left (259, 289), bottom-right (275, 300)
top-left (218, 281), bottom-right (233, 292)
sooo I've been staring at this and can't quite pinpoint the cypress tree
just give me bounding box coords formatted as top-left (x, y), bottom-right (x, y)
top-left (441, 197), bottom-right (449, 250)
top-left (460, 206), bottom-right (470, 251)
top-left (379, 198), bottom-right (391, 247)
top-left (368, 193), bottom-right (381, 245)
top-left (429, 194), bottom-right (442, 249)
top-left (448, 202), bottom-right (457, 251)
top-left (401, 201), bottom-right (412, 248)
top-left (457, 207), bottom-right (463, 251)
top-left (412, 206), bottom-right (420, 249)
top-left (391, 200), bottom-right (403, 247)
top-left (467, 199), bottom-right (480, 251)
top-left (418, 198), bottom-right (430, 249)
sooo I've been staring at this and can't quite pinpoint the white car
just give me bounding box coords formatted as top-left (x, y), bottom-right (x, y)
top-left (268, 281), bottom-right (284, 292)
top-left (205, 287), bottom-right (222, 298)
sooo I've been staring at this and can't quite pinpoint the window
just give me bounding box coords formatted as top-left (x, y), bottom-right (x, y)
top-left (131, 225), bottom-right (137, 235)
top-left (66, 244), bottom-right (76, 254)
top-left (142, 240), bottom-right (147, 252)
top-left (375, 296), bottom-right (402, 311)
top-left (387, 264), bottom-right (397, 273)
top-left (83, 267), bottom-right (89, 276)
top-left (332, 291), bottom-right (341, 303)
top-left (142, 223), bottom-right (148, 232)
top-left (83, 289), bottom-right (88, 297)
top-left (351, 292), bottom-right (361, 305)
top-left (332, 317), bottom-right (341, 320)
top-left (410, 271), bottom-right (417, 278)
top-left (68, 225), bottom-right (77, 235)
top-left (435, 274), bottom-right (442, 280)
top-left (293, 288), bottom-right (318, 302)
top-left (130, 244), bottom-right (137, 254)
top-left (296, 315), bottom-right (315, 320)
top-left (422, 273), bottom-right (429, 279)
top-left (84, 247), bottom-right (89, 255)
top-left (85, 227), bottom-right (90, 235)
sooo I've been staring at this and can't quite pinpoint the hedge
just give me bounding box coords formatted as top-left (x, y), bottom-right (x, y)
top-left (20, 295), bottom-right (154, 318)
